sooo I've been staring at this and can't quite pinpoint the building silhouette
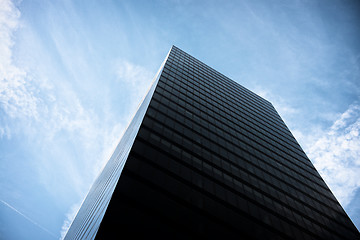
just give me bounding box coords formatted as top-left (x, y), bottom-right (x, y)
top-left (65, 46), bottom-right (360, 239)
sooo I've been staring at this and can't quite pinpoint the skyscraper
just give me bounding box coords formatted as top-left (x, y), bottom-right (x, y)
top-left (65, 46), bottom-right (360, 239)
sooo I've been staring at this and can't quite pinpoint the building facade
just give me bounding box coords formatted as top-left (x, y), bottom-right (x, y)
top-left (65, 46), bottom-right (360, 239)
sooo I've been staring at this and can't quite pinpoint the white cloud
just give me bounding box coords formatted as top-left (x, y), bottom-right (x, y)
top-left (114, 59), bottom-right (154, 125)
top-left (0, 0), bottom-right (19, 61)
top-left (0, 0), bottom-right (39, 122)
top-left (307, 103), bottom-right (360, 207)
top-left (0, 0), bottom-right (121, 185)
top-left (253, 87), bottom-right (299, 119)
top-left (0, 124), bottom-right (10, 139)
top-left (255, 85), bottom-right (360, 208)
top-left (59, 201), bottom-right (82, 240)
top-left (0, 1), bottom-right (130, 238)
top-left (57, 60), bottom-right (154, 238)
top-left (115, 60), bottom-right (153, 97)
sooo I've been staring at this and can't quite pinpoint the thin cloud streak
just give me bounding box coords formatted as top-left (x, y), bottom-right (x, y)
top-left (1, 1), bottom-right (128, 238)
top-left (1, 0), bottom-right (359, 237)
top-left (0, 200), bottom-right (57, 239)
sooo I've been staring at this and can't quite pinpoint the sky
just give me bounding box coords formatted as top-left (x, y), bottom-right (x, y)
top-left (0, 0), bottom-right (359, 239)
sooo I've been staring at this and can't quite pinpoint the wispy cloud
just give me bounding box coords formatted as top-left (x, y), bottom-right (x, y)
top-left (3, 0), bottom-right (358, 236)
top-left (115, 60), bottom-right (153, 98)
top-left (307, 103), bottom-right (360, 207)
top-left (255, 85), bottom-right (360, 208)
top-left (0, 1), bottom-right (128, 238)
top-left (58, 60), bottom-right (154, 238)
top-left (0, 0), bottom-right (39, 122)
top-left (253, 87), bottom-right (299, 120)
top-left (59, 201), bottom-right (82, 240)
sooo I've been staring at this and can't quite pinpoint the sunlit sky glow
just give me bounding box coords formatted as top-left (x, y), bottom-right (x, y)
top-left (1, 0), bottom-right (359, 238)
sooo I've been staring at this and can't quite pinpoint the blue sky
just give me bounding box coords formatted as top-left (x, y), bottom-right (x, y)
top-left (0, 0), bottom-right (359, 238)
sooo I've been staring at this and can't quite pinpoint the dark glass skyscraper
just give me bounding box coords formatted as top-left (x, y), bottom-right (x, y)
top-left (65, 46), bottom-right (360, 240)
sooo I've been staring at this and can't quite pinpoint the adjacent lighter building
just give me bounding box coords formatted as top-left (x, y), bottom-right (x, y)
top-left (65, 46), bottom-right (360, 239)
